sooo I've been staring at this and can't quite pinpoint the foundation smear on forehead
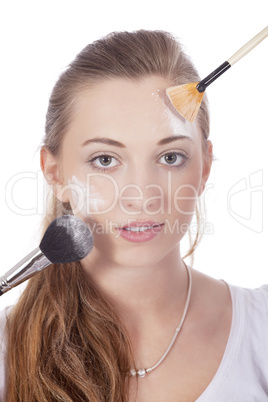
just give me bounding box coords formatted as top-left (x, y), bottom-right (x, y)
top-left (153, 89), bottom-right (197, 139)
top-left (69, 176), bottom-right (105, 216)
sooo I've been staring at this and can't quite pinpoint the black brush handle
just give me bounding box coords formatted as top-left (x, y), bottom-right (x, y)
top-left (196, 26), bottom-right (268, 93)
top-left (196, 61), bottom-right (231, 93)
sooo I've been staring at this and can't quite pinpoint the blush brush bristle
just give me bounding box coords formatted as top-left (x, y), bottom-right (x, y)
top-left (40, 215), bottom-right (93, 263)
top-left (0, 215), bottom-right (94, 295)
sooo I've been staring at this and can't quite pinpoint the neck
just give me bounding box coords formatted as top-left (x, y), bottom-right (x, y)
top-left (81, 245), bottom-right (189, 334)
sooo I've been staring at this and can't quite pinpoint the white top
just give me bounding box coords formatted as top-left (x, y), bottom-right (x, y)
top-left (1, 284), bottom-right (268, 401)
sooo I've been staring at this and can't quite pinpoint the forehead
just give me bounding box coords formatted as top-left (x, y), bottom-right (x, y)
top-left (67, 76), bottom-right (200, 144)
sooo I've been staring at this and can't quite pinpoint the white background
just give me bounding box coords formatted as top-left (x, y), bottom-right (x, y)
top-left (0, 0), bottom-right (267, 309)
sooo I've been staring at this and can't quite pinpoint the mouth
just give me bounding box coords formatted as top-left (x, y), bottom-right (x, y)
top-left (117, 221), bottom-right (164, 242)
top-left (121, 221), bottom-right (164, 231)
top-left (122, 224), bottom-right (163, 232)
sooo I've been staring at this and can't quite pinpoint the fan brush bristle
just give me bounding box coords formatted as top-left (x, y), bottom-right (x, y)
top-left (166, 82), bottom-right (204, 122)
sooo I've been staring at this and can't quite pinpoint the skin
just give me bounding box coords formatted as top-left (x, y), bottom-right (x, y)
top-left (41, 76), bottom-right (232, 401)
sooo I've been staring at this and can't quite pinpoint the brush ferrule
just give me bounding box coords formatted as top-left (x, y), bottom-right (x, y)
top-left (0, 247), bottom-right (52, 295)
top-left (196, 61), bottom-right (231, 92)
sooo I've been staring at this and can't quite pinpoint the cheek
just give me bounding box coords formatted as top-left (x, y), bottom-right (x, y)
top-left (171, 161), bottom-right (202, 216)
top-left (173, 180), bottom-right (198, 216)
top-left (68, 175), bottom-right (119, 217)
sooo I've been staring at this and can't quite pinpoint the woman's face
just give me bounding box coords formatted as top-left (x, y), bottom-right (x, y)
top-left (44, 76), bottom-right (212, 267)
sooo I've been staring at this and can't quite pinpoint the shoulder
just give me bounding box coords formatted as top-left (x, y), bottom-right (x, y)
top-left (229, 283), bottom-right (268, 320)
top-left (256, 284), bottom-right (268, 310)
top-left (0, 306), bottom-right (13, 402)
top-left (227, 283), bottom-right (268, 361)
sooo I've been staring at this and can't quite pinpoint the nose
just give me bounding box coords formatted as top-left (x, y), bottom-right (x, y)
top-left (119, 172), bottom-right (162, 215)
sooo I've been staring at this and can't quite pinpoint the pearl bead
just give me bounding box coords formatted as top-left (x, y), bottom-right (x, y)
top-left (137, 369), bottom-right (146, 377)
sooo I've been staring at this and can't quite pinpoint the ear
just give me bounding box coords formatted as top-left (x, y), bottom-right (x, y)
top-left (198, 140), bottom-right (213, 196)
top-left (40, 147), bottom-right (69, 203)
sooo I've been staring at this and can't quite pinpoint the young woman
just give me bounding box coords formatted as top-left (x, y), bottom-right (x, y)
top-left (0, 30), bottom-right (267, 401)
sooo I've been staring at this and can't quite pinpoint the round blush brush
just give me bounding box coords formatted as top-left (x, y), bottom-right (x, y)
top-left (166, 26), bottom-right (268, 122)
top-left (0, 215), bottom-right (94, 296)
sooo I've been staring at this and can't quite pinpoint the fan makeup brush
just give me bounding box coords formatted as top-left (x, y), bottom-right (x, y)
top-left (166, 26), bottom-right (268, 122)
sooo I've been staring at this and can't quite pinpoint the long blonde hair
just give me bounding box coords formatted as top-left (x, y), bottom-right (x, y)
top-left (6, 30), bottom-right (210, 401)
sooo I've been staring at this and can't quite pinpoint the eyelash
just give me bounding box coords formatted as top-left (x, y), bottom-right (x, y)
top-left (86, 154), bottom-right (120, 172)
top-left (86, 152), bottom-right (189, 172)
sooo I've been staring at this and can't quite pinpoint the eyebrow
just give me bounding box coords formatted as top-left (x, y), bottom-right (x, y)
top-left (82, 135), bottom-right (193, 148)
top-left (82, 138), bottom-right (126, 148)
top-left (157, 135), bottom-right (193, 145)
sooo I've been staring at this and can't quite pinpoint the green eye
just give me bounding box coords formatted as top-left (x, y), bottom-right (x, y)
top-left (164, 153), bottom-right (178, 164)
top-left (159, 152), bottom-right (186, 167)
top-left (99, 156), bottom-right (113, 166)
top-left (86, 154), bottom-right (120, 172)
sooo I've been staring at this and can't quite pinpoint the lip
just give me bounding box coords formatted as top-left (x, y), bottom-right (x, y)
top-left (121, 220), bottom-right (162, 229)
top-left (118, 221), bottom-right (164, 243)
